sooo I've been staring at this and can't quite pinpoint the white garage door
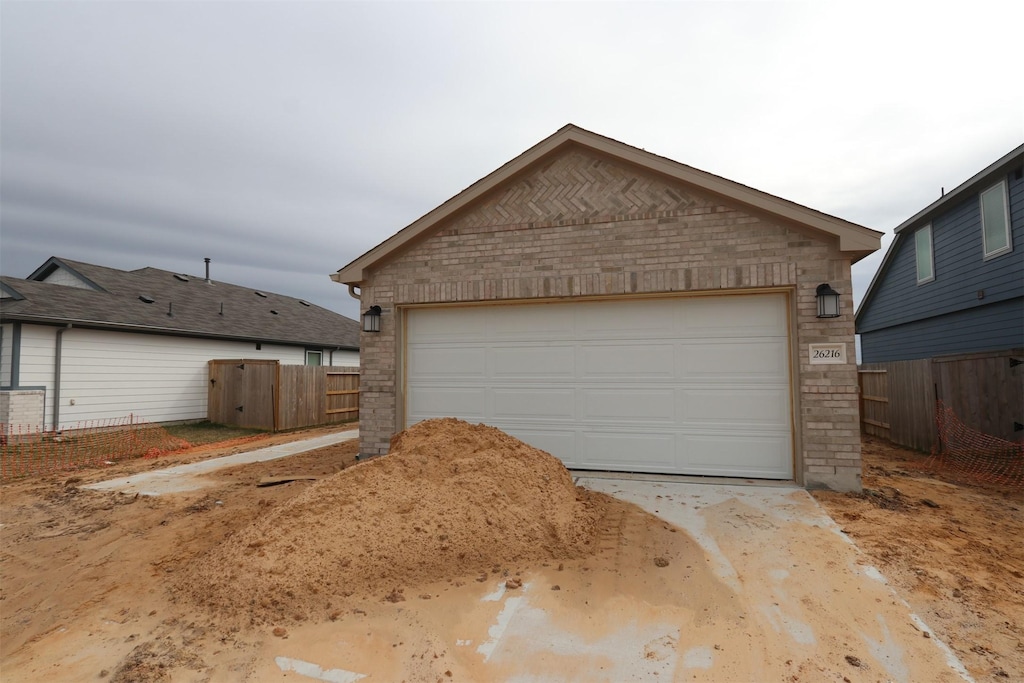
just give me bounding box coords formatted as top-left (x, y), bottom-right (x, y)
top-left (405, 294), bottom-right (793, 479)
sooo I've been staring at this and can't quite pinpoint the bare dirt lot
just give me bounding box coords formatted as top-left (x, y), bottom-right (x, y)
top-left (813, 436), bottom-right (1024, 682)
top-left (2, 426), bottom-right (1021, 682)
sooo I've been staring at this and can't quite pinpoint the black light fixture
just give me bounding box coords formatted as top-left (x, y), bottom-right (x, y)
top-left (362, 305), bottom-right (382, 333)
top-left (816, 283), bottom-right (841, 318)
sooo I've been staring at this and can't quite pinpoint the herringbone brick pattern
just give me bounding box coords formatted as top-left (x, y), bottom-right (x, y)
top-left (448, 149), bottom-right (711, 230)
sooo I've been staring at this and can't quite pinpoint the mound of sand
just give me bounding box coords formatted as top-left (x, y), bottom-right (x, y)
top-left (175, 418), bottom-right (601, 624)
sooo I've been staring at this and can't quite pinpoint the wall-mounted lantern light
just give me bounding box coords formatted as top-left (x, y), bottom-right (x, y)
top-left (816, 283), bottom-right (841, 318)
top-left (362, 305), bottom-right (382, 333)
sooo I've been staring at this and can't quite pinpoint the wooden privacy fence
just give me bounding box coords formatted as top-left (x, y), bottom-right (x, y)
top-left (858, 348), bottom-right (1024, 452)
top-left (208, 360), bottom-right (359, 431)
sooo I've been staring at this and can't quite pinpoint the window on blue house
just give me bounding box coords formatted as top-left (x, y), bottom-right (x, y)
top-left (981, 181), bottom-right (1011, 258)
top-left (915, 224), bottom-right (934, 284)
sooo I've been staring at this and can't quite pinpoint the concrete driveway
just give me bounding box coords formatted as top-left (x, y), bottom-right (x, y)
top-left (82, 429), bottom-right (359, 496)
top-left (250, 476), bottom-right (972, 683)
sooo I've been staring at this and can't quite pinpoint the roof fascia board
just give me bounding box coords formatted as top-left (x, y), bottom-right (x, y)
top-left (853, 231), bottom-right (903, 325)
top-left (0, 281), bottom-right (26, 300)
top-left (333, 125), bottom-right (882, 285)
top-left (893, 144), bottom-right (1024, 235)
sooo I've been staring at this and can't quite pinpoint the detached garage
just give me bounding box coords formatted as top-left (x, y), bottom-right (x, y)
top-left (333, 125), bottom-right (881, 491)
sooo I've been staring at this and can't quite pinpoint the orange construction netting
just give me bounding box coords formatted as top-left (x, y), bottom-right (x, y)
top-left (1, 415), bottom-right (190, 480)
top-left (929, 400), bottom-right (1024, 489)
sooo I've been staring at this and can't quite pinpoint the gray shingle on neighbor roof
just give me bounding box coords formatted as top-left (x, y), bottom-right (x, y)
top-left (1, 257), bottom-right (359, 349)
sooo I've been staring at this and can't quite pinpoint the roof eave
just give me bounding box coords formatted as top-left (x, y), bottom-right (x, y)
top-left (893, 144), bottom-right (1024, 235)
top-left (0, 312), bottom-right (358, 350)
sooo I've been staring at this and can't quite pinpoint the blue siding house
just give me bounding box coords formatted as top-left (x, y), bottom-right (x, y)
top-left (857, 145), bottom-right (1023, 363)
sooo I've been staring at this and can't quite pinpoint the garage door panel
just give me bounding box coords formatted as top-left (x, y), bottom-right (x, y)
top-left (408, 346), bottom-right (486, 377)
top-left (490, 345), bottom-right (575, 378)
top-left (680, 340), bottom-right (788, 379)
top-left (408, 309), bottom-right (488, 341)
top-left (682, 295), bottom-right (787, 338)
top-left (682, 433), bottom-right (791, 478)
top-left (487, 305), bottom-right (575, 340)
top-left (407, 387), bottom-right (486, 420)
top-left (581, 388), bottom-right (676, 422)
top-left (406, 294), bottom-right (793, 480)
top-left (579, 431), bottom-right (676, 470)
top-left (581, 344), bottom-right (676, 378)
top-left (682, 387), bottom-right (791, 425)
top-left (575, 300), bottom-right (679, 339)
top-left (493, 388), bottom-right (576, 420)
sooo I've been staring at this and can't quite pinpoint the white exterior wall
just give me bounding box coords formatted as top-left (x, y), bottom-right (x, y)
top-left (329, 349), bottom-right (359, 366)
top-left (10, 324), bottom-right (353, 430)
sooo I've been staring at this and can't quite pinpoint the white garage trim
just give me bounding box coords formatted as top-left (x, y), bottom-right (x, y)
top-left (401, 292), bottom-right (795, 479)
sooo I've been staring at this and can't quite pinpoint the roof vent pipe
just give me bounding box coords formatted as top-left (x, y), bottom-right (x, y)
top-left (204, 257), bottom-right (212, 283)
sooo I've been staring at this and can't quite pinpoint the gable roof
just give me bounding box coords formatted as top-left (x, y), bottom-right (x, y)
top-left (855, 143), bottom-right (1024, 325)
top-left (332, 124), bottom-right (882, 285)
top-left (1, 257), bottom-right (359, 349)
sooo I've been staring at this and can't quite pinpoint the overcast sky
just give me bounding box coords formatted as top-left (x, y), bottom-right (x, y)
top-left (2, 1), bottom-right (1021, 321)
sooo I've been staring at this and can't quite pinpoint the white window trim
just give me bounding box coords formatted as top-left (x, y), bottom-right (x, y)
top-left (915, 224), bottom-right (935, 284)
top-left (981, 180), bottom-right (1012, 260)
top-left (305, 349), bottom-right (323, 366)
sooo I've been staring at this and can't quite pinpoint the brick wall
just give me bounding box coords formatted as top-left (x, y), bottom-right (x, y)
top-left (357, 149), bottom-right (862, 491)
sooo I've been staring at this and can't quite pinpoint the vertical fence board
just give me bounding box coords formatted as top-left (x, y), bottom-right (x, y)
top-left (207, 360), bottom-right (228, 425)
top-left (887, 359), bottom-right (936, 452)
top-left (857, 364), bottom-right (890, 440)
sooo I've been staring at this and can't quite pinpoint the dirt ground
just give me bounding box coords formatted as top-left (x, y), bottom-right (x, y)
top-left (813, 436), bottom-right (1024, 682)
top-left (1, 426), bottom-right (1021, 682)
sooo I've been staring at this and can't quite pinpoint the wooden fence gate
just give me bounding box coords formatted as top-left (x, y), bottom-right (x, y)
top-left (208, 360), bottom-right (359, 431)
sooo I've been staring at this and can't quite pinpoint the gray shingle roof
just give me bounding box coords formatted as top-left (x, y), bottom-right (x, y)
top-left (0, 257), bottom-right (359, 349)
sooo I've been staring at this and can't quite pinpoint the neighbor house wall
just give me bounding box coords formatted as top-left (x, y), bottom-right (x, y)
top-left (357, 149), bottom-right (862, 490)
top-left (329, 349), bottom-right (360, 366)
top-left (11, 324), bottom-right (312, 431)
top-left (861, 297), bottom-right (1024, 362)
top-left (859, 167), bottom-right (1023, 362)
top-left (17, 324), bottom-right (58, 426)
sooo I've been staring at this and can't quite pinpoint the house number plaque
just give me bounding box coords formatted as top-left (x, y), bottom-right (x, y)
top-left (809, 343), bottom-right (847, 365)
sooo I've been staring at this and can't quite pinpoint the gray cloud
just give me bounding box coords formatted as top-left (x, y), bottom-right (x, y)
top-left (2, 1), bottom-right (1021, 321)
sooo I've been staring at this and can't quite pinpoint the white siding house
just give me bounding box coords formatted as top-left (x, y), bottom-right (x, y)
top-left (1, 258), bottom-right (360, 431)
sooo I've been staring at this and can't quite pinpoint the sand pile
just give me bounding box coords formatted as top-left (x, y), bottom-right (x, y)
top-left (175, 418), bottom-right (601, 624)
